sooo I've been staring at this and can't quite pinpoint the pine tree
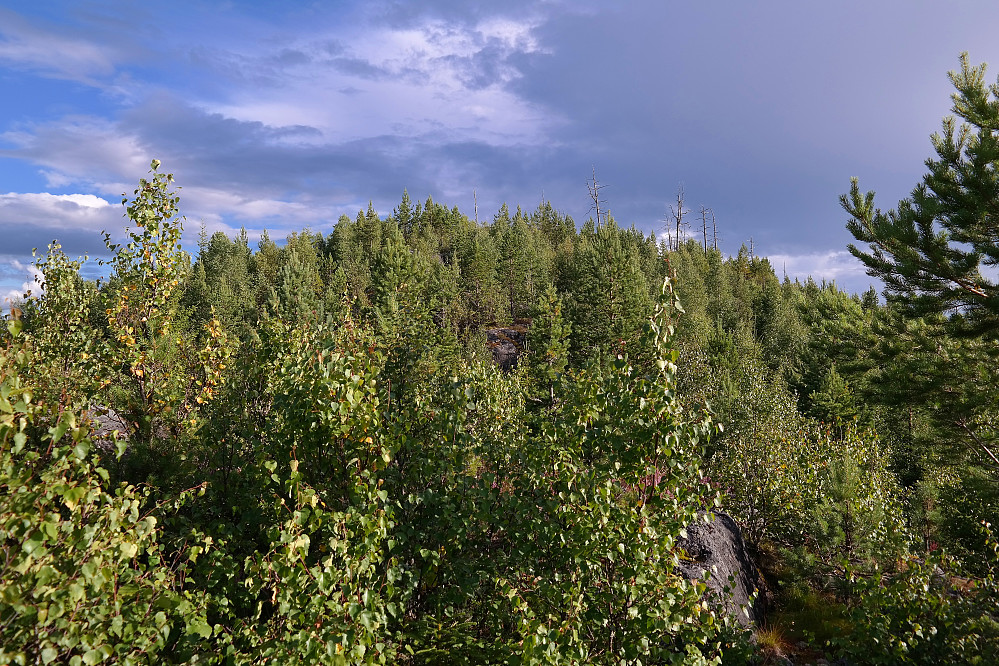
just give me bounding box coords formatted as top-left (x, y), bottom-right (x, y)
top-left (191, 230), bottom-right (254, 335)
top-left (842, 57), bottom-right (999, 481)
top-left (844, 54), bottom-right (999, 337)
top-left (394, 189), bottom-right (415, 237)
top-left (808, 364), bottom-right (858, 433)
top-left (459, 229), bottom-right (502, 327)
top-left (498, 208), bottom-right (544, 321)
top-left (270, 246), bottom-right (321, 322)
top-left (328, 213), bottom-right (372, 305)
top-left (531, 200), bottom-right (575, 250)
top-left (370, 223), bottom-right (424, 317)
top-left (568, 218), bottom-right (652, 363)
top-left (526, 285), bottom-right (571, 405)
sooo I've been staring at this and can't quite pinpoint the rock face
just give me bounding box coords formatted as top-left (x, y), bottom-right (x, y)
top-left (677, 512), bottom-right (766, 627)
top-left (89, 405), bottom-right (129, 451)
top-left (485, 326), bottom-right (528, 370)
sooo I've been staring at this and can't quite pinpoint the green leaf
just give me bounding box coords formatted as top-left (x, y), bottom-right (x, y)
top-left (73, 440), bottom-right (90, 460)
top-left (64, 486), bottom-right (87, 510)
top-left (23, 531), bottom-right (44, 555)
top-left (187, 618), bottom-right (212, 638)
top-left (51, 412), bottom-right (75, 445)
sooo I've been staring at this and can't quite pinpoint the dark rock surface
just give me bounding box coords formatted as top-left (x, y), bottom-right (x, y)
top-left (485, 326), bottom-right (527, 370)
top-left (677, 512), bottom-right (766, 627)
top-left (89, 405), bottom-right (129, 451)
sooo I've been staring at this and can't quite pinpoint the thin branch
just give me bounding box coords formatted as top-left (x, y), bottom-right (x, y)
top-left (587, 166), bottom-right (608, 225)
top-left (957, 419), bottom-right (999, 470)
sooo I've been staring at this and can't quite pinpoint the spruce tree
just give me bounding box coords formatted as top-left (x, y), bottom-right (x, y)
top-left (328, 213), bottom-right (372, 305)
top-left (526, 285), bottom-right (571, 405)
top-left (808, 364), bottom-right (858, 433)
top-left (270, 246), bottom-right (321, 321)
top-left (498, 208), bottom-right (543, 321)
top-left (459, 229), bottom-right (502, 327)
top-left (393, 189), bottom-right (415, 237)
top-left (191, 230), bottom-right (254, 335)
top-left (370, 223), bottom-right (424, 317)
top-left (251, 229), bottom-right (281, 309)
top-left (569, 219), bottom-right (652, 363)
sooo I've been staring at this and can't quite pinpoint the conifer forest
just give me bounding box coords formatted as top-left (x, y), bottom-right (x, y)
top-left (2, 57), bottom-right (999, 665)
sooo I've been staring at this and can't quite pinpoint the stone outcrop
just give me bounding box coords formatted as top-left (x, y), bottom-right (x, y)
top-left (485, 325), bottom-right (528, 370)
top-left (677, 512), bottom-right (766, 627)
top-left (88, 405), bottom-right (129, 451)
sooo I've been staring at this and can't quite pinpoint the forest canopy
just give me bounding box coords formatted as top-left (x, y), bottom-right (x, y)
top-left (2, 56), bottom-right (999, 665)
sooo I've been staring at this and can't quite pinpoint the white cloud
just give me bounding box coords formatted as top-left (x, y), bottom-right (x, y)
top-left (655, 224), bottom-right (699, 249)
top-left (0, 9), bottom-right (119, 85)
top-left (204, 15), bottom-right (559, 146)
top-left (0, 191), bottom-right (120, 302)
top-left (768, 250), bottom-right (868, 285)
top-left (2, 192), bottom-right (110, 209)
top-left (180, 186), bottom-right (327, 226)
top-left (0, 191), bottom-right (118, 232)
top-left (0, 110), bottom-right (352, 239)
top-left (1, 256), bottom-right (43, 307)
top-left (0, 5), bottom-right (579, 264)
top-left (1, 116), bottom-right (150, 190)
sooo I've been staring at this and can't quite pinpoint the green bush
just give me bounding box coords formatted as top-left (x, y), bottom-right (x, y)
top-left (832, 534), bottom-right (999, 665)
top-left (0, 324), bottom-right (211, 665)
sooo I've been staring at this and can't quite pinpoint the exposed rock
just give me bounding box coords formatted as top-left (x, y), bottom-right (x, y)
top-left (88, 405), bottom-right (129, 452)
top-left (485, 325), bottom-right (528, 370)
top-left (677, 512), bottom-right (766, 627)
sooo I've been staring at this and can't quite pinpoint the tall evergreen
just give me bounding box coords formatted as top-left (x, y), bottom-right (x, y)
top-left (568, 218), bottom-right (652, 363)
top-left (189, 230), bottom-right (254, 336)
top-left (270, 245), bottom-right (321, 321)
top-left (844, 54), bottom-right (999, 336)
top-left (459, 228), bottom-right (503, 327)
top-left (498, 207), bottom-right (546, 321)
top-left (393, 189), bottom-right (415, 237)
top-left (843, 55), bottom-right (999, 483)
top-left (526, 284), bottom-right (571, 405)
top-left (250, 229), bottom-right (281, 308)
top-left (327, 213), bottom-right (372, 305)
top-left (370, 223), bottom-right (424, 317)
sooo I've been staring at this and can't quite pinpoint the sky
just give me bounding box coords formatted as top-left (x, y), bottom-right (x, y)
top-left (3, 0), bottom-right (999, 302)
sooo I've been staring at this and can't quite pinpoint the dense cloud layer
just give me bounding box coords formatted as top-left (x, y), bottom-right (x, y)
top-left (2, 0), bottom-right (999, 297)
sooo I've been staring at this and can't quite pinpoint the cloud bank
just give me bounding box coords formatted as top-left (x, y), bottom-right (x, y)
top-left (3, 0), bottom-right (999, 299)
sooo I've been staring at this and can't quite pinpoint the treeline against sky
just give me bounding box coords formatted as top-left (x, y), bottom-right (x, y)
top-left (2, 165), bottom-right (998, 664)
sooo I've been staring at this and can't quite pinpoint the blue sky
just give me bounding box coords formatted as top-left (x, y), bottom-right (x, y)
top-left (3, 1), bottom-right (999, 301)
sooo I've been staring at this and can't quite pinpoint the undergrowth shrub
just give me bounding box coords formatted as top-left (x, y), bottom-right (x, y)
top-left (831, 532), bottom-right (999, 665)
